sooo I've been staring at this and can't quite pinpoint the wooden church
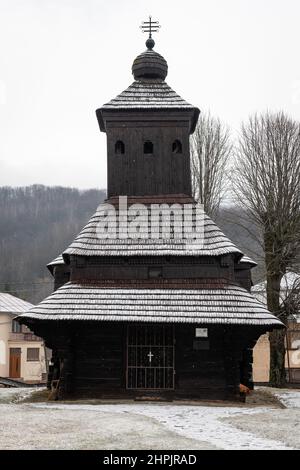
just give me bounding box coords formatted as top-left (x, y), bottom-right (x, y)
top-left (19, 20), bottom-right (283, 400)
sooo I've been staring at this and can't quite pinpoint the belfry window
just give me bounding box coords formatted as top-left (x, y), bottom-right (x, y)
top-left (144, 141), bottom-right (153, 155)
top-left (172, 139), bottom-right (182, 154)
top-left (115, 140), bottom-right (125, 155)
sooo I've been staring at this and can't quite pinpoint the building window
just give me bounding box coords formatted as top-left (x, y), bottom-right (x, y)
top-left (115, 140), bottom-right (125, 155)
top-left (172, 139), bottom-right (182, 154)
top-left (27, 348), bottom-right (40, 362)
top-left (12, 320), bottom-right (22, 333)
top-left (144, 141), bottom-right (153, 154)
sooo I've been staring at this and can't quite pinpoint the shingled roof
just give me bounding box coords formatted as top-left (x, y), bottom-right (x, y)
top-left (47, 255), bottom-right (65, 274)
top-left (19, 281), bottom-right (282, 327)
top-left (97, 47), bottom-right (200, 133)
top-left (0, 293), bottom-right (33, 314)
top-left (239, 255), bottom-right (257, 267)
top-left (101, 79), bottom-right (196, 110)
top-left (63, 207), bottom-right (243, 259)
top-left (97, 79), bottom-right (200, 133)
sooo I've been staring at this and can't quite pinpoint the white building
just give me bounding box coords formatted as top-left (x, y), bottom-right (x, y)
top-left (0, 293), bottom-right (47, 383)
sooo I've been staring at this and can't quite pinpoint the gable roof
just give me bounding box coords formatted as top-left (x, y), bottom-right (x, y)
top-left (0, 293), bottom-right (33, 314)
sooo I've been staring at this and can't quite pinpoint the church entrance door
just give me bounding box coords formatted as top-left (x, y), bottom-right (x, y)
top-left (126, 324), bottom-right (175, 390)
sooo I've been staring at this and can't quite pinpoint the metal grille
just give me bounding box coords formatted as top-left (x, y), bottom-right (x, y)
top-left (126, 324), bottom-right (174, 390)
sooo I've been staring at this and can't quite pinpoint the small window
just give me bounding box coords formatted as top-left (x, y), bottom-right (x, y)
top-left (12, 320), bottom-right (22, 333)
top-left (27, 348), bottom-right (40, 362)
top-left (115, 140), bottom-right (125, 155)
top-left (144, 141), bottom-right (153, 154)
top-left (172, 139), bottom-right (182, 154)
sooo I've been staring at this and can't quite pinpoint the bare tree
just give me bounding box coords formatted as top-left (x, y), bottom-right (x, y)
top-left (191, 113), bottom-right (232, 217)
top-left (280, 273), bottom-right (300, 321)
top-left (233, 111), bottom-right (300, 387)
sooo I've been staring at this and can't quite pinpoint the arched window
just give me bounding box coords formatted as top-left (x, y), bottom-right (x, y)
top-left (172, 139), bottom-right (182, 154)
top-left (144, 141), bottom-right (153, 154)
top-left (115, 140), bottom-right (125, 155)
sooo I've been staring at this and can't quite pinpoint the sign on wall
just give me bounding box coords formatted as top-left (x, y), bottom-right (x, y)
top-left (195, 328), bottom-right (208, 338)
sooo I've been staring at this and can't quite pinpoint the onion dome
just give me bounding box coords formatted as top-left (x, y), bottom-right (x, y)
top-left (98, 35), bottom-right (200, 134)
top-left (132, 39), bottom-right (168, 80)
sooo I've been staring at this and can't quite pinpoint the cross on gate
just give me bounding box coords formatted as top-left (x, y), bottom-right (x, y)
top-left (147, 350), bottom-right (154, 363)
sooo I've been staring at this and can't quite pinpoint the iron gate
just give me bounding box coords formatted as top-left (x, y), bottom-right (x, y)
top-left (126, 324), bottom-right (175, 390)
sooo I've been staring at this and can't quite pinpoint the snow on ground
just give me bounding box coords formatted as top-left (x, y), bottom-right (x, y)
top-left (222, 408), bottom-right (300, 450)
top-left (0, 387), bottom-right (36, 404)
top-left (275, 391), bottom-right (300, 408)
top-left (222, 389), bottom-right (300, 449)
top-left (1, 388), bottom-right (300, 450)
top-left (0, 391), bottom-right (216, 450)
top-left (31, 402), bottom-right (293, 450)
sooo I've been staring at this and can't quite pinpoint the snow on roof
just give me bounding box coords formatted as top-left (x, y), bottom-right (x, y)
top-left (63, 209), bottom-right (243, 259)
top-left (47, 255), bottom-right (65, 267)
top-left (97, 79), bottom-right (200, 133)
top-left (239, 255), bottom-right (257, 267)
top-left (0, 293), bottom-right (33, 314)
top-left (19, 281), bottom-right (283, 327)
top-left (101, 80), bottom-right (196, 110)
top-left (47, 255), bottom-right (65, 274)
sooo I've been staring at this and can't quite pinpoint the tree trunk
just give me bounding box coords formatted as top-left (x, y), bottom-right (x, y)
top-left (269, 329), bottom-right (286, 387)
top-left (266, 261), bottom-right (286, 387)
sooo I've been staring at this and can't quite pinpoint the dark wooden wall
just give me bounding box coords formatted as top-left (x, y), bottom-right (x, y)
top-left (175, 325), bottom-right (227, 399)
top-left (73, 323), bottom-right (125, 394)
top-left (53, 264), bottom-right (70, 290)
top-left (30, 321), bottom-right (264, 401)
top-left (105, 112), bottom-right (193, 197)
top-left (69, 254), bottom-right (236, 284)
top-left (234, 264), bottom-right (252, 292)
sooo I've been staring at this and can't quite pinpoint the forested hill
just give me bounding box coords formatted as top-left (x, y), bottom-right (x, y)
top-left (0, 185), bottom-right (105, 303)
top-left (0, 185), bottom-right (262, 304)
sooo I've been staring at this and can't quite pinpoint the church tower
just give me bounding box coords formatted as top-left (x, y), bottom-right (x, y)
top-left (96, 22), bottom-right (199, 199)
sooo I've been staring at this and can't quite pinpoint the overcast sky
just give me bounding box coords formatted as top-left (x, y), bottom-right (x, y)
top-left (1, 0), bottom-right (300, 190)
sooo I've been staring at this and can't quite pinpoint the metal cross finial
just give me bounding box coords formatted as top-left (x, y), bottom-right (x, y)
top-left (140, 16), bottom-right (161, 39)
